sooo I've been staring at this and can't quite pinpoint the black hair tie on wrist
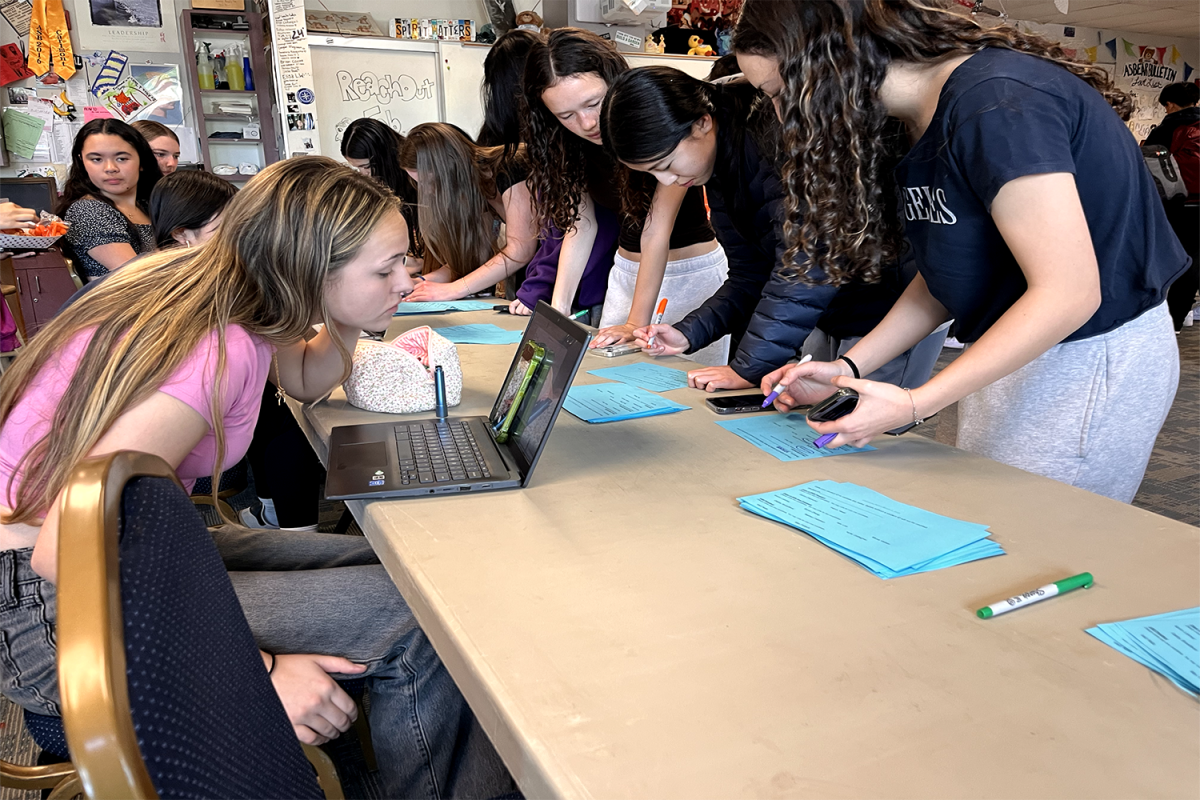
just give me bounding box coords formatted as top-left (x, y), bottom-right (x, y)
top-left (838, 355), bottom-right (861, 380)
top-left (266, 652), bottom-right (276, 675)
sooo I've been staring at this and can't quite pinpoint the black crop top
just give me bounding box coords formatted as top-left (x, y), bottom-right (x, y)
top-left (582, 143), bottom-right (715, 254)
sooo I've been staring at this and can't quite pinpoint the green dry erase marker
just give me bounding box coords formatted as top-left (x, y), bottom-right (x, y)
top-left (976, 572), bottom-right (1094, 619)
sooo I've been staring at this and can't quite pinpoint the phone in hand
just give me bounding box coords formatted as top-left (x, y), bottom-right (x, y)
top-left (806, 388), bottom-right (859, 423)
top-left (705, 394), bottom-right (771, 414)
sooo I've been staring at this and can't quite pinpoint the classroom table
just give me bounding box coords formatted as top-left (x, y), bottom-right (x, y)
top-left (290, 310), bottom-right (1199, 800)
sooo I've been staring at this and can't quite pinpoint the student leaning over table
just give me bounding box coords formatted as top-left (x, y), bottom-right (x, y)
top-left (398, 122), bottom-right (540, 304)
top-left (0, 157), bottom-right (513, 799)
top-left (737, 0), bottom-right (1187, 503)
top-left (519, 28), bottom-right (731, 366)
top-left (603, 66), bottom-right (945, 394)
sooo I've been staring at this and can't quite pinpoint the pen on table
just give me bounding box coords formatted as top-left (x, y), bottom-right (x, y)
top-left (646, 298), bottom-right (669, 349)
top-left (976, 573), bottom-right (1094, 619)
top-left (763, 354), bottom-right (813, 408)
top-left (434, 365), bottom-right (448, 420)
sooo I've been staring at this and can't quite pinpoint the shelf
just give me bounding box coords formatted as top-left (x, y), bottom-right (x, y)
top-left (204, 113), bottom-right (256, 120)
top-left (200, 89), bottom-right (258, 95)
top-left (208, 138), bottom-right (262, 144)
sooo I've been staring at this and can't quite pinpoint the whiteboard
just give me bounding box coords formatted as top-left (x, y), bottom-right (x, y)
top-left (438, 42), bottom-right (719, 137)
top-left (309, 37), bottom-right (443, 160)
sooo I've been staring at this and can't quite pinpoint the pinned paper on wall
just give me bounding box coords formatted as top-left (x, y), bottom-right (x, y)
top-left (1, 0), bottom-right (33, 37)
top-left (101, 77), bottom-right (155, 121)
top-left (83, 105), bottom-right (113, 122)
top-left (1, 42), bottom-right (34, 85)
top-left (2, 106), bottom-right (46, 158)
top-left (129, 64), bottom-right (183, 125)
top-left (173, 125), bottom-right (199, 164)
top-left (49, 115), bottom-right (78, 163)
top-left (89, 49), bottom-right (128, 94)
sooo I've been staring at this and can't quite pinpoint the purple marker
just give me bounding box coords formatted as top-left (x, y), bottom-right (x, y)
top-left (814, 432), bottom-right (838, 449)
top-left (762, 354), bottom-right (812, 408)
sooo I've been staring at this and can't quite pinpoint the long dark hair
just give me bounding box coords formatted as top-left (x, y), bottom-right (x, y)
top-left (340, 118), bottom-right (418, 206)
top-left (479, 28), bottom-right (541, 156)
top-left (148, 170), bottom-right (237, 248)
top-left (58, 118), bottom-right (162, 216)
top-left (733, 0), bottom-right (1133, 286)
top-left (521, 27), bottom-right (628, 233)
top-left (399, 122), bottom-right (520, 279)
top-left (602, 66), bottom-right (776, 236)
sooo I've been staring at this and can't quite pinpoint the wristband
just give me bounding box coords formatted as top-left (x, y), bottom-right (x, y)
top-left (265, 652), bottom-right (276, 675)
top-left (904, 387), bottom-right (918, 424)
top-left (838, 355), bottom-right (860, 379)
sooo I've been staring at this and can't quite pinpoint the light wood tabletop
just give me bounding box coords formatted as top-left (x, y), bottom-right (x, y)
top-left (290, 309), bottom-right (1199, 800)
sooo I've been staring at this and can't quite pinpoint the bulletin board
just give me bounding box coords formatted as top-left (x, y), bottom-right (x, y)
top-left (308, 36), bottom-right (441, 159)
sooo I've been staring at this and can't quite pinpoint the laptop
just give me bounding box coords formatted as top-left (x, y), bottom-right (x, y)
top-left (325, 301), bottom-right (591, 500)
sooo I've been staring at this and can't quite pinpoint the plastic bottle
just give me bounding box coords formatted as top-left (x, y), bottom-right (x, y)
top-left (197, 42), bottom-right (215, 90)
top-left (214, 51), bottom-right (229, 89)
top-left (227, 44), bottom-right (245, 91)
top-left (242, 46), bottom-right (254, 91)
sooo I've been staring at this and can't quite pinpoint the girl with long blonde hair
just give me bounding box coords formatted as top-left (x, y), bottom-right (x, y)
top-left (738, 0), bottom-right (1186, 503)
top-left (0, 156), bottom-right (511, 797)
top-left (398, 122), bottom-right (539, 302)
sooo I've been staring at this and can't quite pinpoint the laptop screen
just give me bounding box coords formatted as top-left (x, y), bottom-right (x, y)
top-left (486, 302), bottom-right (589, 483)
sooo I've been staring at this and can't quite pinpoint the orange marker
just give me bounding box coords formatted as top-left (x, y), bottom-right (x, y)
top-left (647, 298), bottom-right (669, 350)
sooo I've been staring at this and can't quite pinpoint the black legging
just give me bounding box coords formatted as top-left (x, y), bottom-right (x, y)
top-left (1165, 199), bottom-right (1199, 331)
top-left (246, 382), bottom-right (326, 527)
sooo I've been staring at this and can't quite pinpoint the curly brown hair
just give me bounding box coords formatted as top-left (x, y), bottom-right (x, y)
top-left (733, 0), bottom-right (1133, 286)
top-left (521, 27), bottom-right (628, 235)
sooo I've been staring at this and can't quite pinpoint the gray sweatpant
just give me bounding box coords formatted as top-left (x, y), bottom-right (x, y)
top-left (957, 303), bottom-right (1178, 503)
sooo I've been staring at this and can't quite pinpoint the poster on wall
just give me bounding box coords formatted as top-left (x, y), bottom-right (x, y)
top-left (128, 63), bottom-right (183, 125)
top-left (268, 0), bottom-right (320, 156)
top-left (1116, 40), bottom-right (1186, 141)
top-left (309, 41), bottom-right (438, 159)
top-left (75, 0), bottom-right (180, 54)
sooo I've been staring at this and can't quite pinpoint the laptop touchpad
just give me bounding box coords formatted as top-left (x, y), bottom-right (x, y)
top-left (335, 440), bottom-right (387, 471)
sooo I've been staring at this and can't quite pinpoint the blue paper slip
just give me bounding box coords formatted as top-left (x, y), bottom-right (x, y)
top-left (1087, 608), bottom-right (1200, 696)
top-left (716, 413), bottom-right (875, 461)
top-left (563, 382), bottom-right (690, 423)
top-left (587, 363), bottom-right (690, 392)
top-left (393, 300), bottom-right (497, 315)
top-left (738, 480), bottom-right (1002, 578)
top-left (433, 324), bottom-right (525, 345)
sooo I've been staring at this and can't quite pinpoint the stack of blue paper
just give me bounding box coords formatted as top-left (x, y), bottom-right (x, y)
top-left (1087, 608), bottom-right (1199, 695)
top-left (716, 413), bottom-right (875, 461)
top-left (394, 300), bottom-right (497, 315)
top-left (433, 324), bottom-right (525, 345)
top-left (587, 363), bottom-right (689, 392)
top-left (563, 382), bottom-right (690, 423)
top-left (738, 480), bottom-right (1003, 578)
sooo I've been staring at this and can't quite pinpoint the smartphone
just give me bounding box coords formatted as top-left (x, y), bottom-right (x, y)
top-left (491, 341), bottom-right (546, 443)
top-left (806, 388), bottom-right (859, 423)
top-left (705, 394), bottom-right (770, 414)
top-left (594, 343), bottom-right (642, 358)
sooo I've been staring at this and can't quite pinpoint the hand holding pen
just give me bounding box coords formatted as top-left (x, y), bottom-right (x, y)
top-left (759, 357), bottom-right (851, 412)
top-left (645, 298), bottom-right (669, 350)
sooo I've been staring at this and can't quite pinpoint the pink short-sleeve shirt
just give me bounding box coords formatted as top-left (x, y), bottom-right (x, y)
top-left (0, 325), bottom-right (273, 511)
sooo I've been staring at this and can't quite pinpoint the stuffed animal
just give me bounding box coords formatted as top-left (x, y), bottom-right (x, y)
top-left (687, 34), bottom-right (714, 56)
top-left (644, 34), bottom-right (666, 53)
top-left (515, 10), bottom-right (543, 31)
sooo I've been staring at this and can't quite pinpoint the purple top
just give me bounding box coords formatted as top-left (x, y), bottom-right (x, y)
top-left (516, 202), bottom-right (620, 310)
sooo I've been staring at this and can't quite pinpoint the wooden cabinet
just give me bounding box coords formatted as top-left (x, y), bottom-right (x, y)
top-left (4, 249), bottom-right (82, 336)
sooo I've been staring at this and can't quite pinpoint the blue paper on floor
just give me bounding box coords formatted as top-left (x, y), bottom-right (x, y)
top-left (716, 413), bottom-right (875, 461)
top-left (738, 480), bottom-right (1002, 578)
top-left (587, 362), bottom-right (690, 392)
top-left (563, 382), bottom-right (690, 423)
top-left (1087, 607), bottom-right (1199, 695)
top-left (433, 324), bottom-right (525, 345)
top-left (393, 300), bottom-right (497, 315)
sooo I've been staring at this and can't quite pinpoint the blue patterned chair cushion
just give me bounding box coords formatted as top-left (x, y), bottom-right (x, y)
top-left (23, 709), bottom-right (68, 760)
top-left (118, 476), bottom-right (322, 799)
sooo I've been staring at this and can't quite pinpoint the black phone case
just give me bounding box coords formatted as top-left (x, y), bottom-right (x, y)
top-left (807, 389), bottom-right (859, 423)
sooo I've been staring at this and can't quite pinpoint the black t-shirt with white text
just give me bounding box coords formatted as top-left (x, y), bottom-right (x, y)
top-left (895, 48), bottom-right (1188, 343)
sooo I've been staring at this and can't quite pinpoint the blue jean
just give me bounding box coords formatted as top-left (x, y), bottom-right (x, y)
top-left (801, 323), bottom-right (950, 388)
top-left (0, 530), bottom-right (513, 800)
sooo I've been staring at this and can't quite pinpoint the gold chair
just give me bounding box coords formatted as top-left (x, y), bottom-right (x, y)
top-left (55, 450), bottom-right (343, 799)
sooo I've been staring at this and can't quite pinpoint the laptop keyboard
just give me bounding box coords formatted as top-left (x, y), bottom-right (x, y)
top-left (394, 421), bottom-right (492, 485)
